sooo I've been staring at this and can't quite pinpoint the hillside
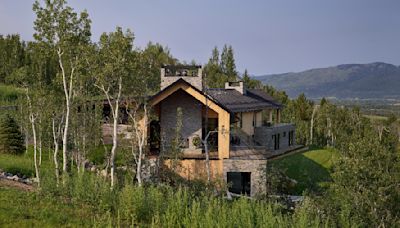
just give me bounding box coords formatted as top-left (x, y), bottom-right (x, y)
top-left (256, 62), bottom-right (400, 99)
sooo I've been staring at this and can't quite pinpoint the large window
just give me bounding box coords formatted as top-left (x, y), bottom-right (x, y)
top-left (227, 172), bottom-right (251, 195)
top-left (272, 133), bottom-right (280, 150)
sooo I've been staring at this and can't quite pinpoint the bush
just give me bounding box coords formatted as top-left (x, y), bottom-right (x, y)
top-left (0, 114), bottom-right (25, 155)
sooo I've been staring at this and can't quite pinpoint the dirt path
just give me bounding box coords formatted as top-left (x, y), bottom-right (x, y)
top-left (0, 177), bottom-right (35, 191)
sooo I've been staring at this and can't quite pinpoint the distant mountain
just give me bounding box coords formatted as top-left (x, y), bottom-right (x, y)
top-left (256, 62), bottom-right (400, 99)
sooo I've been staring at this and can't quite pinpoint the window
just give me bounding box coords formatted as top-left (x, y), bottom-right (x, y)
top-left (272, 134), bottom-right (280, 150)
top-left (227, 172), bottom-right (251, 195)
top-left (283, 132), bottom-right (286, 137)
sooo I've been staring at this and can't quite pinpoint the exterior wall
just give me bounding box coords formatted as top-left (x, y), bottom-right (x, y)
top-left (241, 112), bottom-right (255, 136)
top-left (239, 111), bottom-right (262, 136)
top-left (255, 111), bottom-right (263, 127)
top-left (150, 82), bottom-right (231, 160)
top-left (223, 159), bottom-right (267, 196)
top-left (160, 90), bottom-right (202, 151)
top-left (254, 124), bottom-right (296, 151)
top-left (165, 159), bottom-right (224, 181)
top-left (102, 124), bottom-right (133, 144)
top-left (161, 68), bottom-right (203, 91)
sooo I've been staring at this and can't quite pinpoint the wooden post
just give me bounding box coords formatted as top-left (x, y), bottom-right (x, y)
top-left (276, 109), bottom-right (281, 124)
top-left (269, 109), bottom-right (273, 123)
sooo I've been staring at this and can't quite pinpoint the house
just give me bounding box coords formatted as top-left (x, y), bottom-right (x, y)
top-left (146, 65), bottom-right (302, 196)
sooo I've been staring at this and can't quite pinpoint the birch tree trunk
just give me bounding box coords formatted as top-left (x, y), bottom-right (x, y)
top-left (96, 76), bottom-right (122, 188)
top-left (58, 48), bottom-right (75, 173)
top-left (30, 114), bottom-right (40, 186)
top-left (27, 92), bottom-right (40, 186)
top-left (310, 105), bottom-right (319, 146)
top-left (52, 118), bottom-right (61, 186)
top-left (129, 104), bottom-right (148, 186)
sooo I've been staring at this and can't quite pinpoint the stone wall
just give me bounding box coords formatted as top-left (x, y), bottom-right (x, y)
top-left (254, 124), bottom-right (296, 151)
top-left (160, 68), bottom-right (203, 91)
top-left (160, 89), bottom-right (203, 151)
top-left (223, 159), bottom-right (267, 196)
top-left (102, 124), bottom-right (133, 144)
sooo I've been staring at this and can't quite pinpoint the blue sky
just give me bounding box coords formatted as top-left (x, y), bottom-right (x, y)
top-left (1, 0), bottom-right (399, 75)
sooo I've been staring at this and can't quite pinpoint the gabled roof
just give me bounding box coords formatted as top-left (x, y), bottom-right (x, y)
top-left (206, 88), bottom-right (282, 113)
top-left (148, 78), bottom-right (231, 113)
top-left (149, 78), bottom-right (281, 113)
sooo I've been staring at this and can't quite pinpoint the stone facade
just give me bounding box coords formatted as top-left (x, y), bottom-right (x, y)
top-left (254, 123), bottom-right (296, 151)
top-left (223, 159), bottom-right (267, 196)
top-left (160, 89), bottom-right (203, 151)
top-left (160, 67), bottom-right (203, 91)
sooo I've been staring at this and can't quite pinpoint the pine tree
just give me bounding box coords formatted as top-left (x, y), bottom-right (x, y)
top-left (0, 114), bottom-right (25, 155)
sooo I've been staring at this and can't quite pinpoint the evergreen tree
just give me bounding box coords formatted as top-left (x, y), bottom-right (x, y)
top-left (210, 46), bottom-right (219, 65)
top-left (242, 69), bottom-right (261, 89)
top-left (0, 114), bottom-right (25, 155)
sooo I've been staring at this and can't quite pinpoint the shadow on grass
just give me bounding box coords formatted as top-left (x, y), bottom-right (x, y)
top-left (270, 150), bottom-right (333, 195)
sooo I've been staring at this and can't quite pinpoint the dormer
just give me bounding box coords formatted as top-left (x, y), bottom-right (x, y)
top-left (161, 65), bottom-right (203, 91)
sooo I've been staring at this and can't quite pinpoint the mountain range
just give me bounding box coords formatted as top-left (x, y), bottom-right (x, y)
top-left (256, 62), bottom-right (400, 99)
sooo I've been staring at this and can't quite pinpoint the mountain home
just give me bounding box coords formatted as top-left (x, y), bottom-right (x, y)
top-left (145, 65), bottom-right (302, 196)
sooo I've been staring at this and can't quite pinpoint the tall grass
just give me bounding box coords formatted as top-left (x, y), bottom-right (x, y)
top-left (0, 150), bottom-right (361, 227)
top-left (32, 170), bottom-right (348, 227)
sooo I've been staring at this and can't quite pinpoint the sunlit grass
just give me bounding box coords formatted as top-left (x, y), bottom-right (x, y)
top-left (271, 147), bottom-right (338, 194)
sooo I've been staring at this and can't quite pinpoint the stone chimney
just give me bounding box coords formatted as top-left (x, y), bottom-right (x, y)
top-left (225, 81), bottom-right (246, 94)
top-left (160, 65), bottom-right (203, 91)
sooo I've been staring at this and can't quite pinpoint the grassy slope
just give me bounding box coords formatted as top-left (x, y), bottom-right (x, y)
top-left (270, 147), bottom-right (338, 195)
top-left (0, 186), bottom-right (95, 227)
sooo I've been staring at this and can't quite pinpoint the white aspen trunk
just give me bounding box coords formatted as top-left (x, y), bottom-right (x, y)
top-left (30, 114), bottom-right (40, 186)
top-left (204, 139), bottom-right (211, 183)
top-left (110, 102), bottom-right (119, 187)
top-left (203, 86), bottom-right (211, 184)
top-left (82, 135), bottom-right (86, 173)
top-left (310, 105), bottom-right (318, 145)
top-left (326, 117), bottom-right (331, 147)
top-left (25, 128), bottom-right (29, 154)
top-left (132, 104), bottom-right (147, 187)
top-left (58, 48), bottom-right (75, 173)
top-left (39, 135), bottom-right (42, 166)
top-left (96, 77), bottom-right (122, 188)
top-left (52, 118), bottom-right (60, 185)
top-left (27, 91), bottom-right (40, 186)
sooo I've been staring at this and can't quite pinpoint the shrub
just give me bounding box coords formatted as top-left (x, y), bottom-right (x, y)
top-left (0, 114), bottom-right (25, 155)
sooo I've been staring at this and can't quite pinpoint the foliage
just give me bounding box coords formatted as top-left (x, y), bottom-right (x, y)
top-left (0, 187), bottom-right (94, 227)
top-left (0, 84), bottom-right (23, 103)
top-left (0, 34), bottom-right (27, 84)
top-left (0, 170), bottom-right (340, 227)
top-left (204, 45), bottom-right (238, 88)
top-left (324, 128), bottom-right (400, 227)
top-left (0, 114), bottom-right (25, 155)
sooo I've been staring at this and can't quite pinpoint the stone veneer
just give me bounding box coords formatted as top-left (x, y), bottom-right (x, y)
top-left (160, 68), bottom-right (203, 91)
top-left (254, 123), bottom-right (296, 151)
top-left (160, 89), bottom-right (203, 151)
top-left (223, 159), bottom-right (267, 196)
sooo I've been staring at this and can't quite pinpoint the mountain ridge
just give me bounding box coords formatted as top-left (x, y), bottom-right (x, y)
top-left (256, 62), bottom-right (400, 99)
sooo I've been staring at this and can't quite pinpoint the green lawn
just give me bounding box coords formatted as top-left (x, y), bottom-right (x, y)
top-left (270, 147), bottom-right (338, 195)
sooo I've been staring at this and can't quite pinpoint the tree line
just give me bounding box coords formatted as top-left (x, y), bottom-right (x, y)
top-left (0, 0), bottom-right (399, 226)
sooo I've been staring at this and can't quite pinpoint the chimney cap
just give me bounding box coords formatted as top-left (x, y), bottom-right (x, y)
top-left (161, 64), bottom-right (202, 70)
